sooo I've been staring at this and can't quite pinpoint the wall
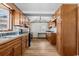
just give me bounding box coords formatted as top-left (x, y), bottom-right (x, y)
top-left (28, 16), bottom-right (51, 38)
top-left (30, 23), bottom-right (48, 37)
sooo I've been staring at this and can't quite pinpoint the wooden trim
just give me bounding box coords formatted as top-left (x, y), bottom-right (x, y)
top-left (5, 3), bottom-right (23, 14)
top-left (77, 4), bottom-right (79, 55)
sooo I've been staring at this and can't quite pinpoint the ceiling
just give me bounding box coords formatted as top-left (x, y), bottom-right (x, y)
top-left (15, 3), bottom-right (62, 16)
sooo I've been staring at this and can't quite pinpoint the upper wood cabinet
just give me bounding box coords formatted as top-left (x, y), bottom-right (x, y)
top-left (56, 4), bottom-right (77, 56)
top-left (3, 3), bottom-right (29, 28)
top-left (48, 17), bottom-right (56, 29)
top-left (12, 10), bottom-right (21, 25)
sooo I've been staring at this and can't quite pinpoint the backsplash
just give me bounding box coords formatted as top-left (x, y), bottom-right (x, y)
top-left (0, 31), bottom-right (18, 38)
top-left (0, 26), bottom-right (29, 38)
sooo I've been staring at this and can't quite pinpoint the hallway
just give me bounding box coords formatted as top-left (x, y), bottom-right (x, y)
top-left (23, 39), bottom-right (59, 56)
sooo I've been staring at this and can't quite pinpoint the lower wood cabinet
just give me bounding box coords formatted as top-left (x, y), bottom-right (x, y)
top-left (0, 46), bottom-right (14, 56)
top-left (0, 34), bottom-right (28, 56)
top-left (14, 43), bottom-right (21, 56)
top-left (13, 38), bottom-right (22, 56)
top-left (47, 32), bottom-right (56, 45)
top-left (22, 35), bottom-right (28, 55)
top-left (0, 37), bottom-right (22, 56)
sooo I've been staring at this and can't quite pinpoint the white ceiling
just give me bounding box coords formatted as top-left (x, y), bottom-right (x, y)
top-left (15, 3), bottom-right (62, 22)
top-left (15, 3), bottom-right (62, 15)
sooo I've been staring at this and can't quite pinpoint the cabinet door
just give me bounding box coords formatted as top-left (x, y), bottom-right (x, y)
top-left (51, 33), bottom-right (56, 45)
top-left (77, 4), bottom-right (79, 55)
top-left (22, 36), bottom-right (26, 54)
top-left (61, 4), bottom-right (77, 55)
top-left (0, 46), bottom-right (14, 56)
top-left (47, 32), bottom-right (51, 41)
top-left (14, 43), bottom-right (21, 56)
top-left (13, 11), bottom-right (20, 25)
top-left (56, 16), bottom-right (63, 55)
top-left (25, 35), bottom-right (28, 48)
top-left (22, 35), bottom-right (28, 55)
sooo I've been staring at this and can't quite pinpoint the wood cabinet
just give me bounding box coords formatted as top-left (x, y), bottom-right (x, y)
top-left (13, 10), bottom-right (20, 25)
top-left (56, 7), bottom-right (63, 55)
top-left (0, 45), bottom-right (14, 56)
top-left (0, 37), bottom-right (22, 56)
top-left (14, 43), bottom-right (21, 56)
top-left (4, 3), bottom-right (29, 27)
top-left (56, 4), bottom-right (77, 56)
top-left (12, 10), bottom-right (29, 27)
top-left (47, 32), bottom-right (56, 45)
top-left (22, 35), bottom-right (28, 55)
top-left (56, 16), bottom-right (62, 55)
top-left (48, 19), bottom-right (56, 29)
top-left (77, 4), bottom-right (79, 55)
top-left (0, 34), bottom-right (28, 56)
top-left (13, 37), bottom-right (22, 56)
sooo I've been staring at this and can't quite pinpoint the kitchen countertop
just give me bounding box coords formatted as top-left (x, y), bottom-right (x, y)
top-left (0, 33), bottom-right (28, 45)
top-left (46, 31), bottom-right (56, 33)
top-left (47, 27), bottom-right (57, 33)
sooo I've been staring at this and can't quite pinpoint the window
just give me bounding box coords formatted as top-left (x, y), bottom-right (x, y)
top-left (0, 4), bottom-right (12, 31)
